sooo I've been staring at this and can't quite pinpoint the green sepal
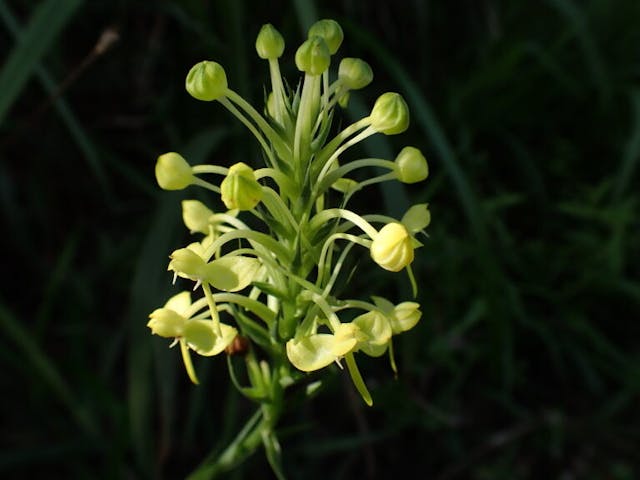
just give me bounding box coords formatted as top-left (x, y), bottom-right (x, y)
top-left (345, 353), bottom-right (373, 406)
top-left (310, 109), bottom-right (335, 152)
top-left (252, 281), bottom-right (291, 302)
top-left (226, 356), bottom-right (269, 401)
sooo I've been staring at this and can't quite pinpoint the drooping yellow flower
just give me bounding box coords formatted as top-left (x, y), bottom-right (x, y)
top-left (147, 291), bottom-right (238, 384)
top-left (286, 323), bottom-right (358, 372)
top-left (370, 222), bottom-right (414, 272)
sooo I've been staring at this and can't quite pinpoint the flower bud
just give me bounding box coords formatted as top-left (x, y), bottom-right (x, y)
top-left (389, 302), bottom-right (421, 334)
top-left (338, 58), bottom-right (373, 90)
top-left (155, 152), bottom-right (194, 190)
top-left (182, 200), bottom-right (214, 234)
top-left (185, 60), bottom-right (228, 101)
top-left (295, 36), bottom-right (331, 76)
top-left (370, 92), bottom-right (410, 135)
top-left (255, 23), bottom-right (285, 59)
top-left (395, 146), bottom-right (428, 183)
top-left (220, 162), bottom-right (263, 210)
top-left (308, 19), bottom-right (343, 54)
top-left (370, 222), bottom-right (414, 272)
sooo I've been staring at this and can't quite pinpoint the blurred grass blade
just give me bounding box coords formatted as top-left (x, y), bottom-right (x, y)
top-left (0, 1), bottom-right (112, 197)
top-left (545, 0), bottom-right (610, 101)
top-left (0, 300), bottom-right (96, 436)
top-left (292, 0), bottom-right (317, 34)
top-left (0, 0), bottom-right (83, 125)
top-left (614, 89), bottom-right (640, 199)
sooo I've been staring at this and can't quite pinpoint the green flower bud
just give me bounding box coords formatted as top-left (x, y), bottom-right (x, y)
top-left (395, 146), bottom-right (428, 183)
top-left (370, 222), bottom-right (414, 272)
top-left (185, 60), bottom-right (228, 101)
top-left (155, 152), bottom-right (194, 190)
top-left (338, 58), bottom-right (373, 90)
top-left (255, 23), bottom-right (285, 59)
top-left (295, 36), bottom-right (331, 76)
top-left (308, 19), bottom-right (343, 54)
top-left (370, 92), bottom-right (410, 135)
top-left (182, 200), bottom-right (214, 234)
top-left (389, 302), bottom-right (421, 334)
top-left (220, 162), bottom-right (263, 210)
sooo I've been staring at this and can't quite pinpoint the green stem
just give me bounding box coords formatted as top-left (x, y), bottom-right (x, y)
top-left (186, 410), bottom-right (269, 480)
top-left (225, 89), bottom-right (291, 161)
top-left (268, 58), bottom-right (286, 124)
top-left (314, 158), bottom-right (395, 196)
top-left (192, 165), bottom-right (229, 176)
top-left (203, 229), bottom-right (293, 265)
top-left (219, 97), bottom-right (278, 167)
top-left (308, 208), bottom-right (378, 238)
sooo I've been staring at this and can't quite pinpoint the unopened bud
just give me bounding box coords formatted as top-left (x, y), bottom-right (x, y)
top-left (185, 61), bottom-right (228, 101)
top-left (256, 23), bottom-right (285, 59)
top-left (295, 36), bottom-right (331, 76)
top-left (338, 58), bottom-right (373, 90)
top-left (370, 92), bottom-right (410, 135)
top-left (182, 200), bottom-right (214, 234)
top-left (370, 222), bottom-right (414, 272)
top-left (308, 19), bottom-right (343, 54)
top-left (155, 152), bottom-right (194, 190)
top-left (220, 162), bottom-right (263, 210)
top-left (395, 146), bottom-right (428, 183)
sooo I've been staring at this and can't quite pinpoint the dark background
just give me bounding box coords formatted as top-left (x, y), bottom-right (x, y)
top-left (1, 0), bottom-right (639, 478)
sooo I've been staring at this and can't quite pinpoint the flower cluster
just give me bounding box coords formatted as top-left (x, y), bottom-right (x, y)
top-left (148, 20), bottom-right (430, 407)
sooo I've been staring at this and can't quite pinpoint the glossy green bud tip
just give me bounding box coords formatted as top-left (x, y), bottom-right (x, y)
top-left (185, 61), bottom-right (228, 101)
top-left (220, 162), bottom-right (263, 210)
top-left (395, 146), bottom-right (428, 183)
top-left (256, 23), bottom-right (285, 59)
top-left (155, 152), bottom-right (194, 190)
top-left (308, 19), bottom-right (343, 54)
top-left (338, 58), bottom-right (373, 90)
top-left (370, 92), bottom-right (410, 135)
top-left (295, 36), bottom-right (331, 76)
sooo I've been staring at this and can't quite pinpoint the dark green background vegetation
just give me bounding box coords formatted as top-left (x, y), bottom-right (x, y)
top-left (1, 0), bottom-right (639, 478)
